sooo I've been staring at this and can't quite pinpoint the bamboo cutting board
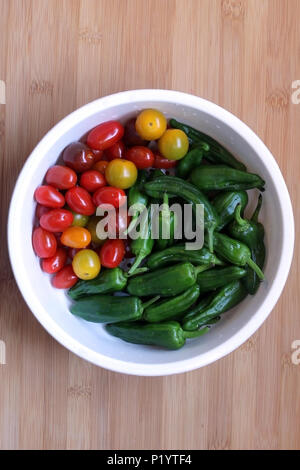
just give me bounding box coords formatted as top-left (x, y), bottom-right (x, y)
top-left (0, 0), bottom-right (300, 450)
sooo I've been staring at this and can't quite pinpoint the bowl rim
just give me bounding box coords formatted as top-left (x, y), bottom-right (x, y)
top-left (8, 89), bottom-right (295, 376)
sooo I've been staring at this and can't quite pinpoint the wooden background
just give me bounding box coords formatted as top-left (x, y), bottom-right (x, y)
top-left (0, 0), bottom-right (299, 450)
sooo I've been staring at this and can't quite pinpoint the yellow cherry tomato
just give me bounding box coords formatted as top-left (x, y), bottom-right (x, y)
top-left (87, 216), bottom-right (106, 246)
top-left (158, 129), bottom-right (189, 160)
top-left (72, 249), bottom-right (101, 280)
top-left (61, 226), bottom-right (91, 248)
top-left (105, 159), bottom-right (137, 189)
top-left (135, 109), bottom-right (167, 141)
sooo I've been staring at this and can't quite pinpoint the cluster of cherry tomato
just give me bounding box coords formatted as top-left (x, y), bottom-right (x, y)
top-left (32, 109), bottom-right (189, 289)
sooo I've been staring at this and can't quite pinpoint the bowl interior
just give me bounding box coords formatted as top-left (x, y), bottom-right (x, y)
top-left (8, 91), bottom-right (292, 375)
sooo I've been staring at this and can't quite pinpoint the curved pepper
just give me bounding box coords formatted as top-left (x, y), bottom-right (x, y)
top-left (68, 267), bottom-right (127, 300)
top-left (213, 190), bottom-right (248, 230)
top-left (143, 285), bottom-right (200, 323)
top-left (70, 294), bottom-right (159, 323)
top-left (106, 320), bottom-right (210, 350)
top-left (147, 244), bottom-right (223, 270)
top-left (169, 118), bottom-right (246, 171)
top-left (211, 232), bottom-right (265, 280)
top-left (182, 280), bottom-right (247, 331)
top-left (156, 193), bottom-right (177, 251)
top-left (127, 262), bottom-right (206, 297)
top-left (197, 266), bottom-right (247, 293)
top-left (144, 175), bottom-right (219, 252)
top-left (191, 165), bottom-right (265, 191)
top-left (227, 196), bottom-right (265, 294)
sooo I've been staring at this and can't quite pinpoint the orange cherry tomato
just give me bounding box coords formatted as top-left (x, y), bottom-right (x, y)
top-left (61, 226), bottom-right (91, 248)
top-left (135, 109), bottom-right (167, 141)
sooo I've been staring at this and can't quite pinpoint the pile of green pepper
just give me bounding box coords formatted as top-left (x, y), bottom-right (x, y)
top-left (68, 119), bottom-right (266, 351)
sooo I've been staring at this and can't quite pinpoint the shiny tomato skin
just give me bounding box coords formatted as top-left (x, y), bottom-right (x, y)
top-left (41, 247), bottom-right (67, 274)
top-left (126, 146), bottom-right (154, 169)
top-left (32, 227), bottom-right (57, 258)
top-left (153, 153), bottom-right (178, 169)
top-left (158, 129), bottom-right (189, 160)
top-left (63, 142), bottom-right (95, 173)
top-left (105, 159), bottom-right (137, 189)
top-left (99, 239), bottom-right (125, 268)
top-left (45, 165), bottom-right (77, 190)
top-left (51, 265), bottom-right (78, 289)
top-left (123, 118), bottom-right (147, 147)
top-left (65, 186), bottom-right (95, 216)
top-left (61, 226), bottom-right (91, 249)
top-left (72, 249), bottom-right (101, 280)
top-left (35, 204), bottom-right (51, 219)
top-left (40, 209), bottom-right (74, 232)
top-left (87, 121), bottom-right (124, 151)
top-left (106, 210), bottom-right (130, 237)
top-left (93, 186), bottom-right (126, 209)
top-left (135, 109), bottom-right (167, 140)
top-left (34, 185), bottom-right (65, 208)
top-left (93, 160), bottom-right (108, 174)
top-left (104, 141), bottom-right (125, 160)
top-left (79, 170), bottom-right (106, 193)
top-left (92, 149), bottom-right (104, 162)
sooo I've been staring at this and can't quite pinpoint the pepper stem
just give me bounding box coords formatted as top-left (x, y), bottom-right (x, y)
top-left (125, 267), bottom-right (149, 278)
top-left (142, 296), bottom-right (160, 310)
top-left (234, 204), bottom-right (248, 227)
top-left (251, 194), bottom-right (263, 223)
top-left (128, 251), bottom-right (146, 275)
top-left (194, 264), bottom-right (213, 276)
top-left (247, 257), bottom-right (265, 280)
top-left (183, 327), bottom-right (210, 339)
top-left (124, 214), bottom-right (138, 236)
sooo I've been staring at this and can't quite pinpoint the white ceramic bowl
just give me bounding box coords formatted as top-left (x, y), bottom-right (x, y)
top-left (8, 90), bottom-right (294, 376)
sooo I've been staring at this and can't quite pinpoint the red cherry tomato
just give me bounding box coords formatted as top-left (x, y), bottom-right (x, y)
top-left (41, 247), bottom-right (67, 274)
top-left (34, 185), bottom-right (65, 208)
top-left (87, 121), bottom-right (124, 151)
top-left (51, 265), bottom-right (78, 289)
top-left (99, 239), bottom-right (125, 268)
top-left (35, 204), bottom-right (51, 219)
top-left (40, 209), bottom-right (74, 232)
top-left (93, 186), bottom-right (126, 210)
top-left (32, 227), bottom-right (57, 258)
top-left (79, 170), bottom-right (106, 193)
top-left (65, 186), bottom-right (95, 216)
top-left (93, 160), bottom-right (108, 174)
top-left (106, 209), bottom-right (130, 237)
top-left (45, 165), bottom-right (77, 190)
top-left (123, 118), bottom-right (147, 147)
top-left (63, 142), bottom-right (95, 173)
top-left (92, 149), bottom-right (104, 162)
top-left (104, 141), bottom-right (126, 160)
top-left (126, 146), bottom-right (154, 169)
top-left (153, 153), bottom-right (178, 169)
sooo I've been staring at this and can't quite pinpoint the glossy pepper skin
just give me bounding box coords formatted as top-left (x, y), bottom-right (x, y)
top-left (197, 266), bottom-right (247, 293)
top-left (128, 205), bottom-right (154, 275)
top-left (106, 321), bottom-right (210, 350)
top-left (182, 280), bottom-right (247, 331)
top-left (127, 262), bottom-right (203, 297)
top-left (191, 165), bottom-right (265, 192)
top-left (156, 193), bottom-right (177, 251)
top-left (147, 244), bottom-right (223, 270)
top-left (228, 196), bottom-right (265, 294)
top-left (143, 285), bottom-right (200, 323)
top-left (169, 119), bottom-right (246, 171)
top-left (125, 171), bottom-right (148, 235)
top-left (213, 191), bottom-right (248, 230)
top-left (144, 175), bottom-right (219, 252)
top-left (70, 294), bottom-right (158, 323)
top-left (211, 232), bottom-right (265, 280)
top-left (176, 147), bottom-right (207, 178)
top-left (68, 267), bottom-right (127, 300)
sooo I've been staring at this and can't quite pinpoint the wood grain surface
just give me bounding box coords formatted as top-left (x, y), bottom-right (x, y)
top-left (0, 0), bottom-right (299, 450)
